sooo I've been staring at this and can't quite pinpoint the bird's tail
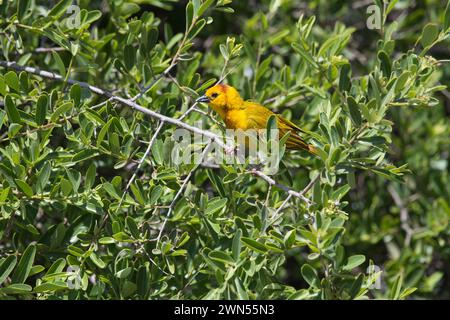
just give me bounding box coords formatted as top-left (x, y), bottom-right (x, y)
top-left (306, 144), bottom-right (318, 155)
top-left (286, 133), bottom-right (317, 156)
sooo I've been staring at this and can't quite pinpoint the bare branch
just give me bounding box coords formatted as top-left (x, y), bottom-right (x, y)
top-left (153, 143), bottom-right (214, 245)
top-left (388, 185), bottom-right (414, 246)
top-left (250, 169), bottom-right (312, 205)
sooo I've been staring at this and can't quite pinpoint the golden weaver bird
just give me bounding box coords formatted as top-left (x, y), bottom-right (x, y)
top-left (196, 84), bottom-right (316, 154)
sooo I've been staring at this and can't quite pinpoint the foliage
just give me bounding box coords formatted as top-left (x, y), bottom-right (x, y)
top-left (0, 0), bottom-right (449, 299)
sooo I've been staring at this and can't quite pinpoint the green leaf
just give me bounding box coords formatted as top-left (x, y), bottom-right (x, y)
top-left (301, 264), bottom-right (319, 288)
top-left (103, 182), bottom-right (121, 200)
top-left (52, 51), bottom-right (66, 78)
top-left (96, 117), bottom-right (113, 147)
top-left (118, 3), bottom-right (140, 17)
top-left (90, 252), bottom-right (106, 269)
top-left (5, 95), bottom-right (21, 124)
top-left (400, 287), bottom-right (417, 299)
top-left (346, 96), bottom-right (362, 126)
top-left (219, 44), bottom-right (230, 60)
top-left (0, 110), bottom-right (5, 130)
top-left (36, 162), bottom-right (51, 193)
top-left (116, 267), bottom-right (132, 279)
top-left (205, 198), bottom-right (227, 215)
top-left (234, 277), bottom-right (249, 299)
top-left (394, 71), bottom-right (410, 94)
top-left (0, 256), bottom-right (17, 284)
top-left (420, 23), bottom-right (439, 48)
top-left (99, 237), bottom-right (115, 244)
top-left (33, 282), bottom-right (67, 293)
top-left (72, 149), bottom-right (99, 163)
top-left (8, 123), bottom-right (22, 138)
top-left (284, 229), bottom-right (296, 248)
top-left (186, 1), bottom-right (194, 30)
top-left (136, 266), bottom-right (149, 298)
top-left (85, 163), bottom-right (96, 190)
top-left (349, 274), bottom-right (364, 299)
top-left (0, 283), bottom-right (32, 294)
top-left (207, 170), bottom-right (226, 198)
top-left (232, 228), bottom-right (242, 261)
top-left (389, 274), bottom-right (403, 299)
top-left (151, 139), bottom-right (164, 165)
top-left (291, 43), bottom-right (318, 69)
top-left (29, 265), bottom-right (45, 277)
top-left (66, 169), bottom-right (81, 193)
top-left (208, 250), bottom-right (234, 264)
top-left (386, 0), bottom-right (399, 15)
top-left (67, 245), bottom-right (85, 257)
top-left (192, 0), bottom-right (200, 15)
top-left (5, 71), bottom-right (20, 92)
top-left (15, 179), bottom-right (33, 197)
top-left (343, 255), bottom-right (366, 271)
top-left (241, 237), bottom-right (267, 253)
top-left (17, 0), bottom-right (32, 22)
top-left (197, 78), bottom-right (217, 92)
top-left (45, 258), bottom-right (66, 277)
top-left (149, 185), bottom-right (163, 205)
top-left (444, 0), bottom-right (450, 30)
top-left (198, 0), bottom-right (214, 16)
top-left (11, 244), bottom-right (36, 284)
top-left (339, 63), bottom-right (351, 92)
top-left (124, 44), bottom-right (136, 71)
top-left (0, 187), bottom-right (10, 203)
top-left (70, 84), bottom-right (81, 107)
top-left (266, 114), bottom-right (277, 141)
top-left (241, 35), bottom-right (256, 66)
top-left (188, 19), bottom-right (206, 39)
top-left (143, 27), bottom-right (159, 53)
top-left (130, 183), bottom-right (145, 205)
top-left (36, 94), bottom-right (48, 126)
top-left (378, 51), bottom-right (391, 76)
top-left (125, 216), bottom-right (140, 239)
top-left (50, 101), bottom-right (73, 123)
top-left (48, 0), bottom-right (73, 19)
top-left (331, 184), bottom-right (351, 201)
top-left (84, 10), bottom-right (102, 26)
top-left (19, 72), bottom-right (29, 92)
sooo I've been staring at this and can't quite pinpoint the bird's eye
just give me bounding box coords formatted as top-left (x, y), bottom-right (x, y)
top-left (211, 93), bottom-right (219, 99)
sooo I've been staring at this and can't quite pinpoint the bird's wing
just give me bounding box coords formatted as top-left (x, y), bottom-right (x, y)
top-left (276, 114), bottom-right (306, 133)
top-left (244, 102), bottom-right (275, 129)
top-left (243, 101), bottom-right (315, 153)
top-left (244, 102), bottom-right (303, 133)
top-left (276, 114), bottom-right (311, 151)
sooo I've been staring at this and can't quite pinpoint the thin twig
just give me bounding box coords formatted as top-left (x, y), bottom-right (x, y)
top-left (250, 169), bottom-right (312, 205)
top-left (116, 103), bottom-right (200, 212)
top-left (35, 47), bottom-right (65, 53)
top-left (388, 185), bottom-right (413, 246)
top-left (268, 172), bottom-right (320, 225)
top-left (269, 194), bottom-right (293, 225)
top-left (300, 174), bottom-right (320, 196)
top-left (153, 143), bottom-right (213, 245)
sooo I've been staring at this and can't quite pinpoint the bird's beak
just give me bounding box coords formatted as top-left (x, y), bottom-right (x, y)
top-left (196, 95), bottom-right (210, 103)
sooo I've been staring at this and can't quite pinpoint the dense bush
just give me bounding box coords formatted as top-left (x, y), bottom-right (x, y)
top-left (0, 0), bottom-right (449, 299)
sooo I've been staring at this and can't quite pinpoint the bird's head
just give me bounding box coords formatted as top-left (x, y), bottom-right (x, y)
top-left (196, 84), bottom-right (243, 115)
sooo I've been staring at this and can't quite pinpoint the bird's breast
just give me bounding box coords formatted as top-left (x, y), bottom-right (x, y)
top-left (224, 109), bottom-right (248, 130)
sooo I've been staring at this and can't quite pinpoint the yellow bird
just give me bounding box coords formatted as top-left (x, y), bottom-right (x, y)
top-left (196, 84), bottom-right (316, 154)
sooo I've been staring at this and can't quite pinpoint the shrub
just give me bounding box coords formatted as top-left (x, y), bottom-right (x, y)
top-left (0, 0), bottom-right (449, 299)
